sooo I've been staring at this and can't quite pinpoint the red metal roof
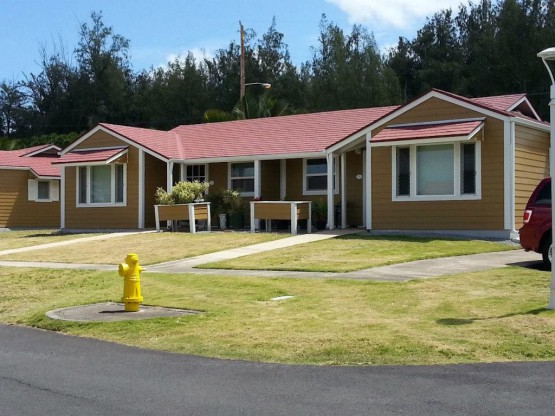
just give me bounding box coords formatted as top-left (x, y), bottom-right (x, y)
top-left (372, 120), bottom-right (484, 143)
top-left (54, 147), bottom-right (128, 164)
top-left (170, 107), bottom-right (399, 159)
top-left (99, 123), bottom-right (183, 159)
top-left (470, 94), bottom-right (527, 112)
top-left (0, 149), bottom-right (60, 177)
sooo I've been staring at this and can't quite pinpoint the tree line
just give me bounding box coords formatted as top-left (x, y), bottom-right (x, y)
top-left (1, 0), bottom-right (554, 149)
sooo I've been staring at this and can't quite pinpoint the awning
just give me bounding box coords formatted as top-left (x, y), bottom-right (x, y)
top-left (54, 147), bottom-right (128, 165)
top-left (371, 119), bottom-right (484, 146)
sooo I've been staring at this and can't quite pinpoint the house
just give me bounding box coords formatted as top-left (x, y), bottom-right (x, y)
top-left (0, 144), bottom-right (61, 228)
top-left (54, 89), bottom-right (550, 238)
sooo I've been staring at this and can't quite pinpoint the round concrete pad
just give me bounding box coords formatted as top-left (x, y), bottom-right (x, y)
top-left (46, 302), bottom-right (201, 322)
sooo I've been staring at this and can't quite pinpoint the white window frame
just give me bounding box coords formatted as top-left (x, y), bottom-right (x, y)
top-left (391, 141), bottom-right (481, 201)
top-left (27, 179), bottom-right (59, 203)
top-left (76, 164), bottom-right (127, 207)
top-left (184, 164), bottom-right (208, 182)
top-left (228, 162), bottom-right (255, 197)
top-left (302, 156), bottom-right (340, 196)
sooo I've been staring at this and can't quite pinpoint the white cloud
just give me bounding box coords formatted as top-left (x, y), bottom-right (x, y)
top-left (326, 0), bottom-right (464, 28)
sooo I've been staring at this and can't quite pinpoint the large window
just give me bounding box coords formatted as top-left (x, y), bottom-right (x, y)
top-left (77, 164), bottom-right (126, 206)
top-left (303, 157), bottom-right (339, 195)
top-left (229, 162), bottom-right (254, 196)
top-left (393, 142), bottom-right (480, 200)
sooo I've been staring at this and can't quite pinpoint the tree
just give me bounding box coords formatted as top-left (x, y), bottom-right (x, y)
top-left (308, 16), bottom-right (401, 111)
top-left (73, 11), bottom-right (133, 128)
top-left (0, 80), bottom-right (28, 137)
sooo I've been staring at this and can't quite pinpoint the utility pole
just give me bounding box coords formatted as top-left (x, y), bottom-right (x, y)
top-left (240, 21), bottom-right (245, 107)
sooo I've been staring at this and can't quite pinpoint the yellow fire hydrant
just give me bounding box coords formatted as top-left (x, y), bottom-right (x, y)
top-left (118, 253), bottom-right (144, 312)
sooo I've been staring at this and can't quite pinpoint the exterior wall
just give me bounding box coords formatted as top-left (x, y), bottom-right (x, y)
top-left (145, 153), bottom-right (167, 228)
top-left (208, 163), bottom-right (227, 193)
top-left (65, 144), bottom-right (139, 229)
top-left (371, 101), bottom-right (505, 231)
top-left (0, 169), bottom-right (59, 228)
top-left (514, 124), bottom-right (550, 229)
top-left (261, 160), bottom-right (280, 200)
top-left (74, 130), bottom-right (126, 150)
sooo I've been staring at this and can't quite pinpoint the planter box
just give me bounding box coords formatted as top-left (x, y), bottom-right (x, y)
top-left (250, 201), bottom-right (311, 235)
top-left (154, 203), bottom-right (211, 233)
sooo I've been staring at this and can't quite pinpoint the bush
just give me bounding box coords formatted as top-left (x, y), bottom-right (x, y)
top-left (207, 189), bottom-right (243, 215)
top-left (154, 181), bottom-right (209, 205)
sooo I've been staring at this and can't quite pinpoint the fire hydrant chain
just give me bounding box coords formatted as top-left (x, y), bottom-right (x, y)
top-left (118, 253), bottom-right (144, 312)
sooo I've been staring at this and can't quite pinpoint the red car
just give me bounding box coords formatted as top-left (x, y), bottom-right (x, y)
top-left (520, 177), bottom-right (552, 269)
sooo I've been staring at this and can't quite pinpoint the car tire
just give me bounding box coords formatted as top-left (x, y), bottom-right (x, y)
top-left (541, 234), bottom-right (552, 270)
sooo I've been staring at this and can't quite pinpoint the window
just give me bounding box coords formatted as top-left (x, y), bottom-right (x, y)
top-left (185, 165), bottom-right (206, 182)
top-left (303, 157), bottom-right (339, 195)
top-left (77, 164), bottom-right (126, 206)
top-left (392, 142), bottom-right (480, 201)
top-left (27, 179), bottom-right (59, 202)
top-left (37, 181), bottom-right (50, 200)
top-left (396, 148), bottom-right (410, 196)
top-left (229, 162), bottom-right (254, 196)
top-left (417, 144), bottom-right (454, 195)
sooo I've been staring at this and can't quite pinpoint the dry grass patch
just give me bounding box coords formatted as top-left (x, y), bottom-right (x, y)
top-left (0, 231), bottom-right (286, 265)
top-left (0, 265), bottom-right (553, 365)
top-left (0, 230), bottom-right (98, 251)
top-left (199, 234), bottom-right (517, 272)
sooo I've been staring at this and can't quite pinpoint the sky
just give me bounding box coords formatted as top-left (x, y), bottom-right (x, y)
top-left (0, 0), bottom-right (464, 82)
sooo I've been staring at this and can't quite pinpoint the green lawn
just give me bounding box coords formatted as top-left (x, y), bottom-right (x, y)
top-left (199, 234), bottom-right (517, 272)
top-left (0, 231), bottom-right (286, 265)
top-left (0, 230), bottom-right (98, 251)
top-left (1, 266), bottom-right (553, 365)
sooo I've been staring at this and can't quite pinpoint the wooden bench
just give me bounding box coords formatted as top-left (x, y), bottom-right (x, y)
top-left (250, 201), bottom-right (311, 235)
top-left (154, 202), bottom-right (211, 233)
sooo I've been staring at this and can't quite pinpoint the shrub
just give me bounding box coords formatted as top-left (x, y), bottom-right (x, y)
top-left (154, 181), bottom-right (209, 205)
top-left (207, 189), bottom-right (243, 215)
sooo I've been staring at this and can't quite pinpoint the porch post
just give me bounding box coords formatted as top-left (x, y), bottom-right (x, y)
top-left (254, 160), bottom-right (261, 198)
top-left (180, 163), bottom-right (185, 181)
top-left (166, 161), bottom-right (174, 192)
top-left (166, 161), bottom-right (174, 230)
top-left (340, 152), bottom-right (346, 229)
top-left (326, 152), bottom-right (335, 229)
top-left (280, 159), bottom-right (286, 200)
top-left (138, 149), bottom-right (145, 229)
top-left (365, 133), bottom-right (372, 230)
top-left (254, 159), bottom-right (261, 230)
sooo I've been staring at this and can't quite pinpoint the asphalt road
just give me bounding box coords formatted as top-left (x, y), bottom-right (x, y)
top-left (0, 324), bottom-right (553, 416)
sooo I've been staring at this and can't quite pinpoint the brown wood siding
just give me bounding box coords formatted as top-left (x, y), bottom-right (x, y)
top-left (208, 163), bottom-right (228, 193)
top-left (261, 160), bottom-right (280, 200)
top-left (74, 130), bottom-right (127, 150)
top-left (374, 98), bottom-right (485, 135)
top-left (0, 170), bottom-right (59, 228)
top-left (144, 154), bottom-right (167, 228)
top-left (371, 110), bottom-right (505, 231)
top-left (514, 124), bottom-right (550, 229)
top-left (345, 150), bottom-right (363, 226)
top-left (64, 146), bottom-right (139, 229)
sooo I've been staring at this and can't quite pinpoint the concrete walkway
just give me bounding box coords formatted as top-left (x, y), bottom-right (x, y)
top-left (148, 228), bottom-right (360, 271)
top-left (0, 227), bottom-right (542, 281)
